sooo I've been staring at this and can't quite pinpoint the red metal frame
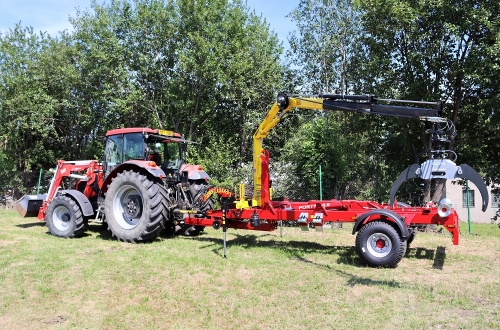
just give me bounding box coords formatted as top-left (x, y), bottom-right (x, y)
top-left (184, 149), bottom-right (460, 245)
top-left (37, 160), bottom-right (103, 220)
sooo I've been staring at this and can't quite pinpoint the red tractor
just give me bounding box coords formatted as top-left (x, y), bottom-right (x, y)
top-left (16, 128), bottom-right (215, 242)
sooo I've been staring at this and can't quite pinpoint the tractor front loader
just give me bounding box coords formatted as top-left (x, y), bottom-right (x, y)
top-left (16, 128), bottom-right (217, 242)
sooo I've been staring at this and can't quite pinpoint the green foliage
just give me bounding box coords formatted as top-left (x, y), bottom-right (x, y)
top-left (280, 111), bottom-right (389, 201)
top-left (0, 26), bottom-right (81, 194)
top-left (288, 0), bottom-right (362, 94)
top-left (0, 0), bottom-right (499, 201)
top-left (0, 0), bottom-right (286, 197)
top-left (355, 0), bottom-right (500, 184)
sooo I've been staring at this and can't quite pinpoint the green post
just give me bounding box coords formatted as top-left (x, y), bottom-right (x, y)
top-left (466, 179), bottom-right (472, 234)
top-left (37, 168), bottom-right (43, 195)
top-left (319, 165), bottom-right (323, 200)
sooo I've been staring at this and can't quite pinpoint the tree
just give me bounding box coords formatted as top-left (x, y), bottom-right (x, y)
top-left (283, 0), bottom-right (390, 201)
top-left (0, 0), bottom-right (288, 194)
top-left (0, 26), bottom-right (82, 195)
top-left (355, 0), bottom-right (500, 201)
top-left (288, 0), bottom-right (362, 94)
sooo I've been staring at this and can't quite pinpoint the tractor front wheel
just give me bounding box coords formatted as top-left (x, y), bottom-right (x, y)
top-left (104, 170), bottom-right (167, 242)
top-left (46, 195), bottom-right (86, 238)
top-left (355, 221), bottom-right (406, 268)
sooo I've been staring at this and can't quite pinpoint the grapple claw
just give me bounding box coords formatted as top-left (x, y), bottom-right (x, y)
top-left (389, 159), bottom-right (489, 212)
top-left (456, 164), bottom-right (489, 211)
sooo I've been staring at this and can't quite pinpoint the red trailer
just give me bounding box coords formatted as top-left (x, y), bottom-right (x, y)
top-left (183, 93), bottom-right (488, 267)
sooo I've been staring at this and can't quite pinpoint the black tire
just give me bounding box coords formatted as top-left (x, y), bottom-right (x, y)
top-left (104, 170), bottom-right (167, 242)
top-left (46, 195), bottom-right (86, 238)
top-left (355, 221), bottom-right (407, 268)
top-left (406, 228), bottom-right (416, 246)
top-left (190, 182), bottom-right (215, 211)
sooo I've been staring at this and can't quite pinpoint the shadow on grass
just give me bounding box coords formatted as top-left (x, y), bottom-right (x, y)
top-left (191, 233), bottom-right (447, 271)
top-left (190, 233), bottom-right (410, 288)
top-left (405, 246), bottom-right (446, 269)
top-left (88, 224), bottom-right (117, 241)
top-left (191, 233), bottom-right (363, 267)
top-left (16, 221), bottom-right (46, 228)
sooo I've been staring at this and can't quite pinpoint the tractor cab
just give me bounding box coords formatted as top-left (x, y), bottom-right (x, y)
top-left (145, 133), bottom-right (184, 176)
top-left (103, 128), bottom-right (185, 177)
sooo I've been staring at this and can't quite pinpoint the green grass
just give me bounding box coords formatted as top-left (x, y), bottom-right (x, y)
top-left (1, 208), bottom-right (500, 329)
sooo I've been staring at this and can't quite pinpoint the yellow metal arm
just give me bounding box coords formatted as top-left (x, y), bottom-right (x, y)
top-left (250, 93), bottom-right (444, 207)
top-left (252, 96), bottom-right (325, 206)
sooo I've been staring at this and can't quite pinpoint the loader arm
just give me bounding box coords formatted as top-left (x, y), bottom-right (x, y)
top-left (252, 93), bottom-right (446, 206)
top-left (15, 159), bottom-right (101, 220)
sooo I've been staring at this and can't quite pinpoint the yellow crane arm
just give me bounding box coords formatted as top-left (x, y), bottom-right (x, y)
top-left (249, 92), bottom-right (444, 207)
top-left (252, 96), bottom-right (325, 206)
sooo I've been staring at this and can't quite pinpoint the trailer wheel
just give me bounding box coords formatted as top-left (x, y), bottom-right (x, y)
top-left (46, 195), bottom-right (86, 238)
top-left (105, 170), bottom-right (167, 242)
top-left (355, 221), bottom-right (406, 268)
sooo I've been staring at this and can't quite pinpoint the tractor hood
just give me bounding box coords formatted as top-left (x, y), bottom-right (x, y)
top-left (180, 164), bottom-right (209, 180)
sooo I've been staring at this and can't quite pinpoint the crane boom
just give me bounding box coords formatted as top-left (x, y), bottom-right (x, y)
top-left (252, 93), bottom-right (446, 206)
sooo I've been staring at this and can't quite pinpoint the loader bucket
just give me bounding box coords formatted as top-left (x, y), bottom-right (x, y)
top-left (15, 194), bottom-right (46, 218)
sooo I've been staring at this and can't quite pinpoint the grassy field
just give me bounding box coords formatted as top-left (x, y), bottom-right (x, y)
top-left (1, 208), bottom-right (499, 329)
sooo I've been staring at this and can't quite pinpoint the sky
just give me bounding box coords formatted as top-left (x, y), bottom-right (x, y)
top-left (0, 0), bottom-right (300, 48)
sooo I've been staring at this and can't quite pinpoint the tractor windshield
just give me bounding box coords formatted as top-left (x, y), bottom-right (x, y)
top-left (145, 136), bottom-right (183, 171)
top-left (123, 133), bottom-right (145, 161)
top-left (104, 132), bottom-right (146, 175)
top-left (104, 134), bottom-right (123, 166)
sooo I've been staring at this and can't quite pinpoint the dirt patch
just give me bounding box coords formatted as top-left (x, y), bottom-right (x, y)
top-left (43, 314), bottom-right (67, 325)
top-left (448, 308), bottom-right (479, 318)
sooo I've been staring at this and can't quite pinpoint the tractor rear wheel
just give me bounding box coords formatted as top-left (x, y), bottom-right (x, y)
top-left (46, 195), bottom-right (86, 238)
top-left (355, 221), bottom-right (406, 268)
top-left (104, 170), bottom-right (167, 242)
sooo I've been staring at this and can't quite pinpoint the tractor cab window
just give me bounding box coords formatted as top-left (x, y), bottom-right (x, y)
top-left (163, 142), bottom-right (182, 170)
top-left (104, 135), bottom-right (123, 165)
top-left (146, 142), bottom-right (163, 165)
top-left (123, 133), bottom-right (146, 161)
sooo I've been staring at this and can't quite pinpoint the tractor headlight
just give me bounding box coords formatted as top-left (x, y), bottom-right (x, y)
top-left (438, 198), bottom-right (453, 217)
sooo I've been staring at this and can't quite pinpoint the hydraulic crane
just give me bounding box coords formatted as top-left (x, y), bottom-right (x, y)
top-left (185, 93), bottom-right (489, 268)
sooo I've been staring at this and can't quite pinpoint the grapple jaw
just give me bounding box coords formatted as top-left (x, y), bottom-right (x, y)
top-left (390, 159), bottom-right (489, 211)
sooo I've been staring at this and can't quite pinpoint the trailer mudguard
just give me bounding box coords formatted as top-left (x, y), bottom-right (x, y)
top-left (389, 160), bottom-right (489, 212)
top-left (58, 190), bottom-right (95, 217)
top-left (352, 209), bottom-right (409, 238)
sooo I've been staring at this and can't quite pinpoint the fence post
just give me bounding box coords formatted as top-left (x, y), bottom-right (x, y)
top-left (319, 165), bottom-right (322, 200)
top-left (466, 179), bottom-right (472, 234)
top-left (37, 168), bottom-right (43, 195)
